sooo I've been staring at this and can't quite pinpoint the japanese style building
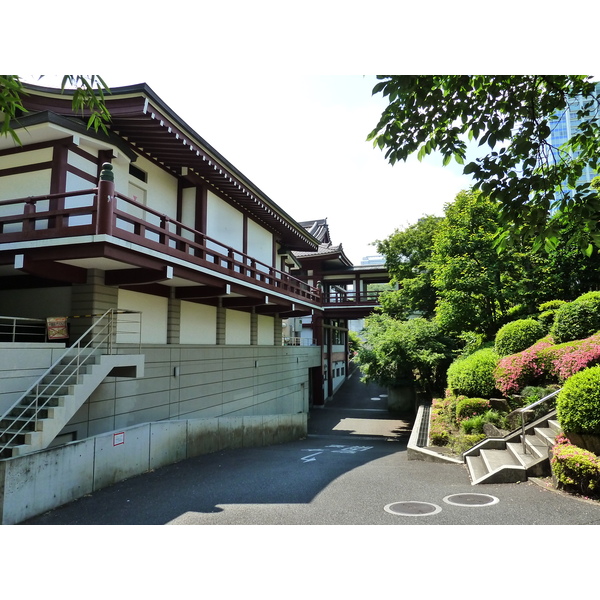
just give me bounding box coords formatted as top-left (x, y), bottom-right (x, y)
top-left (0, 82), bottom-right (389, 462)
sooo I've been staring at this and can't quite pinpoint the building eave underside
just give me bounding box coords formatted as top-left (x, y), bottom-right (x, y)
top-left (15, 84), bottom-right (320, 253)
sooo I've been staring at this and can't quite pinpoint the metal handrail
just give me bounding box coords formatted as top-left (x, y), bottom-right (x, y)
top-left (283, 337), bottom-right (317, 346)
top-left (516, 389), bottom-right (561, 455)
top-left (0, 309), bottom-right (141, 456)
top-left (0, 316), bottom-right (46, 343)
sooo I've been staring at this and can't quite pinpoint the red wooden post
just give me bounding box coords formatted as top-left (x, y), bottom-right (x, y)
top-left (97, 162), bottom-right (115, 235)
top-left (23, 199), bottom-right (36, 233)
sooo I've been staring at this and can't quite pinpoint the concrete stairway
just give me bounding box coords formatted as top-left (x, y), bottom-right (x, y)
top-left (463, 411), bottom-right (562, 485)
top-left (0, 352), bottom-right (144, 459)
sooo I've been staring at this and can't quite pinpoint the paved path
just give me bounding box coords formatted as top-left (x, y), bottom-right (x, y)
top-left (21, 365), bottom-right (600, 525)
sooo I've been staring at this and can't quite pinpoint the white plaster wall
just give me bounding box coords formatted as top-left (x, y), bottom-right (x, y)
top-left (0, 171), bottom-right (51, 207)
top-left (0, 147), bottom-right (53, 173)
top-left (136, 155), bottom-right (177, 217)
top-left (180, 301), bottom-right (217, 344)
top-left (247, 218), bottom-right (273, 268)
top-left (181, 187), bottom-right (196, 241)
top-left (225, 309), bottom-right (251, 344)
top-left (65, 169), bottom-right (95, 227)
top-left (117, 289), bottom-right (168, 344)
top-left (257, 314), bottom-right (274, 345)
top-left (206, 190), bottom-right (243, 252)
top-left (67, 148), bottom-right (97, 177)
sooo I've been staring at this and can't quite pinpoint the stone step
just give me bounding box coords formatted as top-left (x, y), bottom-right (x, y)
top-left (465, 454), bottom-right (487, 483)
top-left (522, 434), bottom-right (550, 458)
top-left (547, 419), bottom-right (562, 435)
top-left (534, 426), bottom-right (558, 447)
top-left (506, 442), bottom-right (539, 468)
top-left (481, 448), bottom-right (519, 472)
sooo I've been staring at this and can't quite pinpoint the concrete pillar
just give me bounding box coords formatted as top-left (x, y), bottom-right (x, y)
top-left (250, 310), bottom-right (258, 345)
top-left (273, 315), bottom-right (283, 346)
top-left (216, 302), bottom-right (226, 345)
top-left (167, 292), bottom-right (181, 344)
top-left (70, 269), bottom-right (118, 342)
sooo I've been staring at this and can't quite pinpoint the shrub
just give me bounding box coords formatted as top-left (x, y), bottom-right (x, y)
top-left (451, 433), bottom-right (487, 455)
top-left (550, 437), bottom-right (600, 498)
top-left (556, 366), bottom-right (600, 435)
top-left (460, 414), bottom-right (486, 434)
top-left (537, 300), bottom-right (566, 332)
top-left (455, 397), bottom-right (490, 422)
top-left (446, 347), bottom-right (499, 398)
top-left (551, 292), bottom-right (600, 344)
top-left (494, 336), bottom-right (554, 395)
top-left (541, 333), bottom-right (600, 382)
top-left (495, 319), bottom-right (545, 357)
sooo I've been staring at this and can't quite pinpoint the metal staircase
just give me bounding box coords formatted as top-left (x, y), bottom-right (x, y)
top-left (0, 309), bottom-right (144, 459)
top-left (463, 391), bottom-right (562, 485)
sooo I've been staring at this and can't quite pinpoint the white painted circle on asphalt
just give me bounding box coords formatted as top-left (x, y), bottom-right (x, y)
top-left (443, 493), bottom-right (499, 507)
top-left (384, 501), bottom-right (442, 516)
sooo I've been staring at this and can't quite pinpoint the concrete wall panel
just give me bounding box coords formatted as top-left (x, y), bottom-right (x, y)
top-left (150, 421), bottom-right (187, 470)
top-left (93, 425), bottom-right (151, 490)
top-left (1, 439), bottom-right (95, 525)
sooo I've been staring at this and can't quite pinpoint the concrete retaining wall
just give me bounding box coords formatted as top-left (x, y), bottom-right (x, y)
top-left (0, 413), bottom-right (307, 525)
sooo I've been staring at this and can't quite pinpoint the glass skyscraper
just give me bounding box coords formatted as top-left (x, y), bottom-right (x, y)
top-left (547, 81), bottom-right (600, 190)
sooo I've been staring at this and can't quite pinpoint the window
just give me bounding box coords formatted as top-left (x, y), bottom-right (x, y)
top-left (129, 163), bottom-right (147, 183)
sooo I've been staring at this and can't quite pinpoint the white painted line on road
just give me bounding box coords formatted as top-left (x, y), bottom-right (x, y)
top-left (300, 444), bottom-right (373, 462)
top-left (301, 452), bottom-right (323, 463)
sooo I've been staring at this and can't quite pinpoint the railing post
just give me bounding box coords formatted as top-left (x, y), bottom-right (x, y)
top-left (97, 163), bottom-right (115, 235)
top-left (23, 199), bottom-right (36, 233)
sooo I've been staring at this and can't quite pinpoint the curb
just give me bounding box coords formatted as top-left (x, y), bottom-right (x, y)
top-left (407, 403), bottom-right (463, 464)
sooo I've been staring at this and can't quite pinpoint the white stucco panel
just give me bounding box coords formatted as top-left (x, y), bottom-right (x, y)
top-left (180, 301), bottom-right (217, 344)
top-left (225, 309), bottom-right (251, 345)
top-left (247, 218), bottom-right (273, 268)
top-left (117, 289), bottom-right (168, 344)
top-left (206, 190), bottom-right (243, 252)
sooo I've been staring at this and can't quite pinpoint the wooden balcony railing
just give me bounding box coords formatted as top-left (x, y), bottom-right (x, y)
top-left (322, 290), bottom-right (382, 307)
top-left (0, 182), bottom-right (321, 305)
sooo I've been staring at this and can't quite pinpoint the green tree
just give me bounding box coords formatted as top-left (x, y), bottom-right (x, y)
top-left (358, 313), bottom-right (454, 394)
top-left (430, 190), bottom-right (526, 337)
top-left (0, 75), bottom-right (111, 144)
top-left (375, 215), bottom-right (443, 319)
top-left (368, 75), bottom-right (600, 252)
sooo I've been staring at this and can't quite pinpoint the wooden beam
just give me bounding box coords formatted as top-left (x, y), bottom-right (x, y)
top-left (175, 284), bottom-right (231, 300)
top-left (222, 295), bottom-right (269, 308)
top-left (14, 254), bottom-right (87, 284)
top-left (105, 265), bottom-right (173, 286)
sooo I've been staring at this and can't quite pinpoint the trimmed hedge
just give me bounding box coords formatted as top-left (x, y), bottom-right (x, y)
top-left (551, 292), bottom-right (600, 344)
top-left (556, 365), bottom-right (600, 436)
top-left (495, 318), bottom-right (545, 357)
top-left (551, 435), bottom-right (600, 498)
top-left (447, 347), bottom-right (499, 398)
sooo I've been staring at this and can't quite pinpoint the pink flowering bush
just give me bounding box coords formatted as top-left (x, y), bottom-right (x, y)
top-left (494, 336), bottom-right (554, 395)
top-left (494, 333), bottom-right (600, 396)
top-left (543, 334), bottom-right (600, 382)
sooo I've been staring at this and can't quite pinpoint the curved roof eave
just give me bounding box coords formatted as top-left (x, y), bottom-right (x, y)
top-left (18, 82), bottom-right (320, 252)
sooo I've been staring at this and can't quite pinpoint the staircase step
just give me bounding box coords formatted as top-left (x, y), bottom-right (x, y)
top-left (547, 419), bottom-right (562, 435)
top-left (506, 442), bottom-right (539, 468)
top-left (481, 448), bottom-right (519, 472)
top-left (523, 434), bottom-right (550, 458)
top-left (1, 416), bottom-right (43, 431)
top-left (534, 426), bottom-right (558, 447)
top-left (466, 454), bottom-right (488, 483)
